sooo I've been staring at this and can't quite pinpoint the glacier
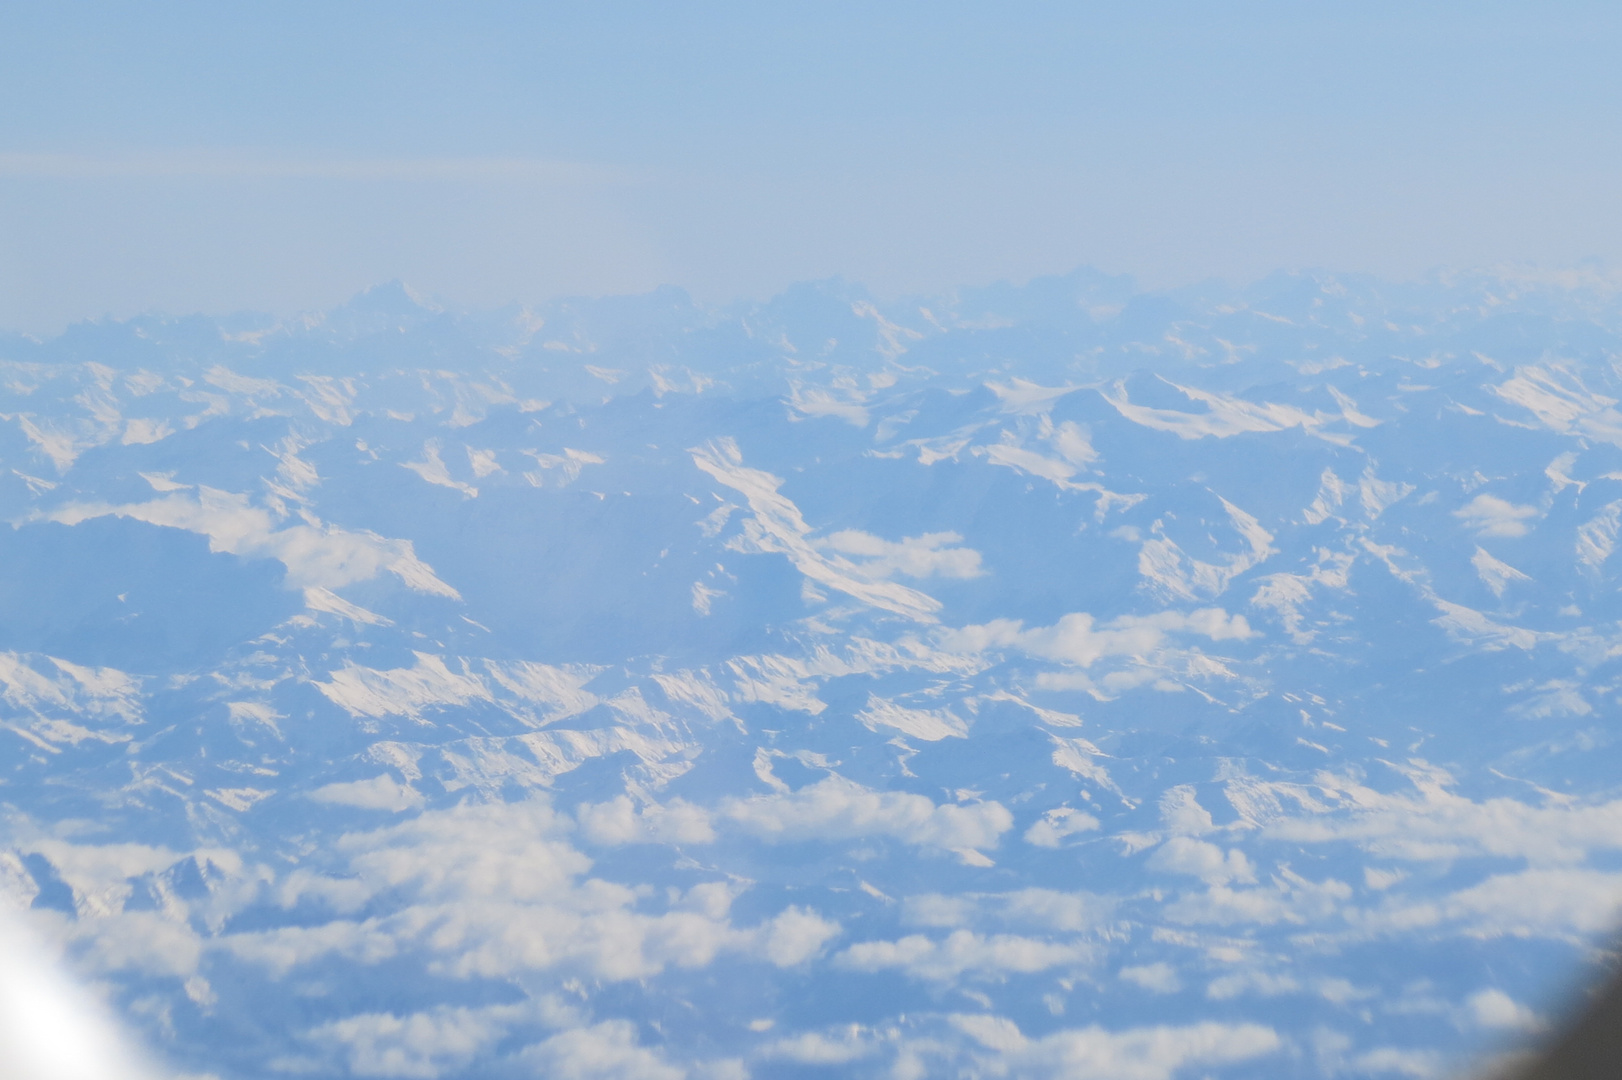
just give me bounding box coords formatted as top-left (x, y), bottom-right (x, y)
top-left (2, 269), bottom-right (1622, 1077)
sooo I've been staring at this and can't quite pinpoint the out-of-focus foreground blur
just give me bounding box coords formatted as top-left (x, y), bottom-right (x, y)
top-left (0, 906), bottom-right (157, 1080)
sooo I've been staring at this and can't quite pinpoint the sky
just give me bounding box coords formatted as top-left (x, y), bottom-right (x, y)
top-left (2, 1), bottom-right (1620, 333)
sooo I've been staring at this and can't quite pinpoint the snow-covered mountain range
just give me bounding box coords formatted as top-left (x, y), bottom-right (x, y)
top-left (4, 268), bottom-right (1622, 1079)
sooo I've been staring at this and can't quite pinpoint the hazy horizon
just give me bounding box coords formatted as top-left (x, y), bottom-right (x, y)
top-left (6, 2), bottom-right (1622, 334)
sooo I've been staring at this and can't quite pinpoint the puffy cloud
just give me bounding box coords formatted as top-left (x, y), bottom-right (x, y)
top-left (1454, 494), bottom-right (1539, 538)
top-left (953, 1014), bottom-right (1281, 1080)
top-left (902, 889), bottom-right (1105, 933)
top-left (1147, 838), bottom-right (1256, 886)
top-left (940, 608), bottom-right (1253, 670)
top-left (222, 800), bottom-right (842, 983)
top-left (1466, 989), bottom-right (1543, 1033)
top-left (222, 919), bottom-right (401, 976)
top-left (1120, 963), bottom-right (1182, 993)
top-left (759, 905), bottom-right (842, 966)
top-left (837, 929), bottom-right (1090, 981)
top-left (1158, 785), bottom-right (1217, 837)
top-left (759, 1024), bottom-right (875, 1065)
top-left (721, 775), bottom-right (1013, 854)
top-left (1164, 872), bottom-right (1354, 927)
top-left (1024, 808), bottom-right (1101, 848)
top-left (309, 775), bottom-right (424, 813)
top-left (821, 529), bottom-right (984, 580)
top-left (1348, 1046), bottom-right (1443, 1077)
top-left (311, 1003), bottom-right (526, 1078)
top-left (1390, 868), bottom-right (1622, 939)
top-left (579, 778), bottom-right (1014, 857)
top-left (518, 1020), bottom-right (685, 1080)
top-left (337, 800), bottom-right (586, 904)
top-left (1204, 970), bottom-right (1301, 1001)
top-left (1263, 763), bottom-right (1622, 865)
top-left (577, 796), bottom-right (717, 846)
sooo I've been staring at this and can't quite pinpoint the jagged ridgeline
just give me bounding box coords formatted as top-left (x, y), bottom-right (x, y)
top-left (3, 269), bottom-right (1622, 1079)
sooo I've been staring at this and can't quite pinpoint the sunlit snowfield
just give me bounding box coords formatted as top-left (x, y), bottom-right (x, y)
top-left (3, 269), bottom-right (1622, 1079)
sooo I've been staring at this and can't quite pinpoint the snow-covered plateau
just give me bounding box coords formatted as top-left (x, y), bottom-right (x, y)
top-left (3, 268), bottom-right (1622, 1079)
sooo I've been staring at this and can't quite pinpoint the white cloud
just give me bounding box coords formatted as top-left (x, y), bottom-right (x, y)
top-left (1163, 873), bottom-right (1353, 927)
top-left (759, 906), bottom-right (842, 966)
top-left (940, 608), bottom-right (1253, 672)
top-left (219, 919), bottom-right (401, 976)
top-left (1349, 1046), bottom-right (1443, 1077)
top-left (1204, 970), bottom-right (1300, 1001)
top-left (821, 529), bottom-right (983, 580)
top-left (576, 796), bottom-right (717, 846)
top-left (1159, 785), bottom-right (1217, 837)
top-left (1147, 838), bottom-right (1256, 886)
top-left (721, 775), bottom-right (1013, 853)
top-left (121, 418), bottom-right (173, 445)
top-left (1399, 868), bottom-right (1622, 939)
top-left (311, 1003), bottom-right (525, 1078)
top-left (838, 929), bottom-right (1090, 981)
top-left (940, 606), bottom-right (1252, 697)
top-left (902, 889), bottom-right (1104, 933)
top-left (1024, 808), bottom-right (1100, 847)
top-left (224, 800), bottom-right (841, 983)
top-left (1454, 494), bottom-right (1538, 538)
top-left (1263, 763), bottom-right (1622, 865)
top-left (955, 1015), bottom-right (1280, 1080)
top-left (518, 1020), bottom-right (685, 1080)
top-left (309, 775), bottom-right (424, 813)
top-left (1120, 963), bottom-right (1182, 993)
top-left (1466, 989), bottom-right (1542, 1033)
top-left (759, 1025), bottom-right (875, 1065)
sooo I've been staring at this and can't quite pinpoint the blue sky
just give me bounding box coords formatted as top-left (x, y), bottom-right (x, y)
top-left (2, 1), bottom-right (1620, 332)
